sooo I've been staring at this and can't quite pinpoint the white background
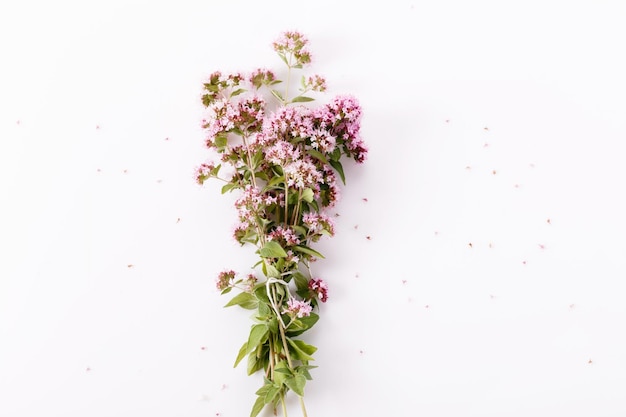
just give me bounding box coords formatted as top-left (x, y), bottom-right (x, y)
top-left (2, 1), bottom-right (626, 416)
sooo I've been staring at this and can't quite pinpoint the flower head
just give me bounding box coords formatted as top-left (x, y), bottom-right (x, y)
top-left (308, 278), bottom-right (329, 302)
top-left (284, 297), bottom-right (313, 318)
top-left (272, 31), bottom-right (312, 67)
top-left (216, 270), bottom-right (236, 291)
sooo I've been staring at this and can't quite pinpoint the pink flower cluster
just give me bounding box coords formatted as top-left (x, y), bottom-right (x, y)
top-left (308, 278), bottom-right (329, 303)
top-left (216, 270), bottom-right (236, 291)
top-left (284, 297), bottom-right (313, 318)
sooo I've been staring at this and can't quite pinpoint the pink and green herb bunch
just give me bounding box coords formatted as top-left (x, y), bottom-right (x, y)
top-left (196, 31), bottom-right (367, 417)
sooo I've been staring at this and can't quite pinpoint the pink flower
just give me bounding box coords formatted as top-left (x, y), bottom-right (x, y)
top-left (272, 31), bottom-right (312, 66)
top-left (268, 226), bottom-right (301, 246)
top-left (308, 278), bottom-right (329, 302)
top-left (284, 297), bottom-right (313, 318)
top-left (216, 270), bottom-right (236, 291)
top-left (195, 162), bottom-right (215, 185)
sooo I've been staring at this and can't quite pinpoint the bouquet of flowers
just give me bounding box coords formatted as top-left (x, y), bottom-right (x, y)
top-left (195, 31), bottom-right (367, 417)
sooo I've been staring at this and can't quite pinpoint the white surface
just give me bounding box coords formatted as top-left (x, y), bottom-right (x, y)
top-left (2, 1), bottom-right (626, 416)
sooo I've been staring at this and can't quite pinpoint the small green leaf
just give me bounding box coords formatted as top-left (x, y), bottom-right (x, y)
top-left (221, 182), bottom-right (237, 194)
top-left (284, 374), bottom-right (306, 396)
top-left (292, 245), bottom-right (325, 259)
top-left (247, 348), bottom-right (266, 375)
top-left (285, 313), bottom-right (319, 337)
top-left (247, 350), bottom-right (259, 375)
top-left (287, 338), bottom-right (317, 361)
top-left (271, 90), bottom-right (284, 103)
top-left (291, 96), bottom-right (315, 103)
top-left (266, 174), bottom-right (285, 188)
top-left (247, 324), bottom-right (269, 355)
top-left (264, 384), bottom-right (280, 404)
top-left (214, 134), bottom-right (228, 149)
top-left (230, 88), bottom-right (246, 97)
top-left (259, 241), bottom-right (288, 258)
top-left (301, 188), bottom-right (314, 203)
top-left (273, 360), bottom-right (290, 386)
top-left (329, 159), bottom-right (346, 184)
top-left (224, 292), bottom-right (258, 310)
top-left (250, 395), bottom-right (265, 417)
top-left (293, 271), bottom-right (309, 292)
top-left (307, 148), bottom-right (329, 165)
top-left (254, 285), bottom-right (270, 304)
top-left (234, 341), bottom-right (248, 368)
top-left (264, 263), bottom-right (280, 278)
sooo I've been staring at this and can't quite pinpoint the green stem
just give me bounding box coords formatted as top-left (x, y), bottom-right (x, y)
top-left (299, 396), bottom-right (308, 417)
top-left (281, 391), bottom-right (288, 417)
top-left (284, 179), bottom-right (289, 228)
top-left (291, 189), bottom-right (302, 225)
top-left (284, 56), bottom-right (292, 103)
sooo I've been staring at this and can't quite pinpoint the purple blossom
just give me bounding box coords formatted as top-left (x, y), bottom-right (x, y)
top-left (265, 140), bottom-right (300, 166)
top-left (284, 297), bottom-right (313, 318)
top-left (302, 211), bottom-right (335, 239)
top-left (216, 270), bottom-right (236, 291)
top-left (268, 226), bottom-right (301, 246)
top-left (308, 278), bottom-right (329, 303)
top-left (195, 162), bottom-right (215, 185)
top-left (284, 159), bottom-right (323, 189)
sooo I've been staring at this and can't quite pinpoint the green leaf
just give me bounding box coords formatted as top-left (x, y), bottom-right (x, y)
top-left (230, 88), bottom-right (246, 97)
top-left (287, 338), bottom-right (317, 361)
top-left (221, 182), bottom-right (237, 194)
top-left (263, 263), bottom-right (280, 278)
top-left (271, 89), bottom-right (284, 103)
top-left (247, 348), bottom-right (266, 375)
top-left (259, 241), bottom-right (288, 258)
top-left (224, 292), bottom-right (258, 310)
top-left (307, 148), bottom-right (329, 165)
top-left (301, 188), bottom-right (314, 203)
top-left (293, 271), bottom-right (309, 292)
top-left (284, 374), bottom-right (306, 397)
top-left (273, 360), bottom-right (290, 386)
top-left (285, 313), bottom-right (319, 337)
top-left (264, 384), bottom-right (280, 404)
top-left (266, 174), bottom-right (285, 189)
top-left (295, 364), bottom-right (317, 380)
top-left (291, 95), bottom-right (315, 103)
top-left (329, 159), bottom-right (346, 184)
top-left (247, 324), bottom-right (268, 357)
top-left (214, 134), bottom-right (228, 149)
top-left (254, 285), bottom-right (270, 304)
top-left (247, 350), bottom-right (259, 375)
top-left (250, 395), bottom-right (265, 417)
top-left (234, 341), bottom-right (248, 368)
top-left (292, 245), bottom-right (325, 259)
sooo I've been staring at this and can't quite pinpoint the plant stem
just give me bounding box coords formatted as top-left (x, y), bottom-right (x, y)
top-left (284, 55), bottom-right (292, 103)
top-left (299, 397), bottom-right (309, 417)
top-left (281, 392), bottom-right (288, 417)
top-left (284, 179), bottom-right (289, 228)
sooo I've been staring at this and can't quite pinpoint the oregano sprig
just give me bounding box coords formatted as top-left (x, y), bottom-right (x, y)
top-left (196, 30), bottom-right (367, 417)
